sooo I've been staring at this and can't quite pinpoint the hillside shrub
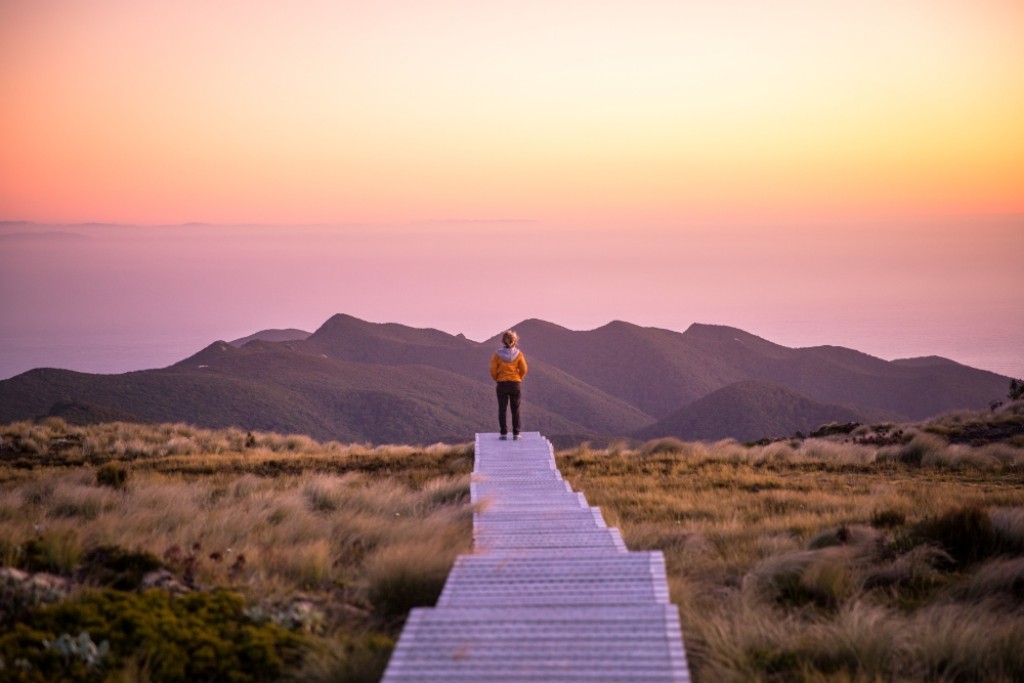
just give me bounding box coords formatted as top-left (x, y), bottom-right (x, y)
top-left (883, 433), bottom-right (945, 466)
top-left (870, 508), bottom-right (907, 529)
top-left (640, 437), bottom-right (687, 456)
top-left (952, 557), bottom-right (1024, 605)
top-left (19, 531), bottom-right (82, 575)
top-left (862, 545), bottom-right (951, 605)
top-left (0, 589), bottom-right (304, 683)
top-left (991, 507), bottom-right (1024, 554)
top-left (422, 477), bottom-right (470, 506)
top-left (0, 568), bottom-right (71, 628)
top-left (910, 504), bottom-right (998, 569)
top-left (364, 541), bottom-right (456, 619)
top-left (807, 524), bottom-right (882, 550)
top-left (298, 634), bottom-right (395, 683)
top-left (1009, 379), bottom-right (1024, 402)
top-left (49, 484), bottom-right (112, 520)
top-left (303, 478), bottom-right (341, 513)
top-left (743, 548), bottom-right (856, 610)
top-left (75, 545), bottom-right (163, 591)
top-left (95, 463), bottom-right (127, 490)
top-left (811, 422), bottom-right (860, 438)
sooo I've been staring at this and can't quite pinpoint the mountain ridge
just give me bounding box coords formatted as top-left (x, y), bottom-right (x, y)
top-left (0, 314), bottom-right (1012, 444)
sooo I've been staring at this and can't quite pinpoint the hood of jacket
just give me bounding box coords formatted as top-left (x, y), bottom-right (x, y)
top-left (496, 346), bottom-right (520, 362)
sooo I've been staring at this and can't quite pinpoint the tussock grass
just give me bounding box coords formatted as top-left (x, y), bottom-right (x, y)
top-left (639, 437), bottom-right (688, 456)
top-left (878, 432), bottom-right (946, 466)
top-left (0, 422), bottom-right (472, 682)
top-left (364, 535), bottom-right (463, 619)
top-left (3, 410), bottom-right (1023, 682)
top-left (952, 557), bottom-right (1024, 604)
top-left (557, 419), bottom-right (1024, 682)
top-left (992, 506), bottom-right (1024, 553)
top-left (294, 634), bottom-right (394, 683)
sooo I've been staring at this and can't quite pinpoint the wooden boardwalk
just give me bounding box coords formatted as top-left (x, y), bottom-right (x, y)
top-left (381, 432), bottom-right (691, 682)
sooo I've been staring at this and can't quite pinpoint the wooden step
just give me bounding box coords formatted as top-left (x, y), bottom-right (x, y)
top-left (380, 432), bottom-right (691, 683)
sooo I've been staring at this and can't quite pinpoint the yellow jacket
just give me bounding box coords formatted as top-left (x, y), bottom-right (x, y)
top-left (490, 347), bottom-right (528, 382)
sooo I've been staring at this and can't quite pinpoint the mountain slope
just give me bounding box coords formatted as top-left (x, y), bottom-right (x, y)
top-left (636, 380), bottom-right (904, 442)
top-left (229, 328), bottom-right (311, 347)
top-left (1, 341), bottom-right (591, 443)
top-left (678, 324), bottom-right (1009, 419)
top-left (0, 314), bottom-right (1011, 444)
top-left (295, 314), bottom-right (654, 434)
top-left (499, 319), bottom-right (1009, 421)
top-left (489, 320), bottom-right (728, 417)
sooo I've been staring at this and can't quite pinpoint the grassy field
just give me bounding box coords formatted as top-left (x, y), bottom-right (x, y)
top-left (2, 402), bottom-right (1023, 682)
top-left (560, 403), bottom-right (1024, 682)
top-left (0, 420), bottom-right (473, 682)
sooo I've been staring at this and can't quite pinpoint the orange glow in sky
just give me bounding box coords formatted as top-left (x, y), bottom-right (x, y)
top-left (1, 1), bottom-right (1022, 381)
top-left (2, 0), bottom-right (1022, 224)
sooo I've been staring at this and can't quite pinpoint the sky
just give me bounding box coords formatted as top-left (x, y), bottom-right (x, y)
top-left (1, 1), bottom-right (1022, 379)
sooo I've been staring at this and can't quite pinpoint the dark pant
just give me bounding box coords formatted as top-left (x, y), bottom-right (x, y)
top-left (496, 381), bottom-right (522, 435)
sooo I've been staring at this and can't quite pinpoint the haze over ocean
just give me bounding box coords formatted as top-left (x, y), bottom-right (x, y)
top-left (2, 2), bottom-right (1021, 382)
top-left (1, 219), bottom-right (1021, 381)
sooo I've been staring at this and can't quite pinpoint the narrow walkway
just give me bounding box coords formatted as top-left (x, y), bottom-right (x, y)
top-left (381, 432), bottom-right (691, 682)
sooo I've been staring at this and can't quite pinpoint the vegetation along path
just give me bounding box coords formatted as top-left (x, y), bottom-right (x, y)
top-left (382, 431), bottom-right (691, 682)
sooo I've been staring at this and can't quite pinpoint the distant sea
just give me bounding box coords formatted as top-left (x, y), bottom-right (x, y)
top-left (1, 324), bottom-right (1021, 382)
top-left (749, 319), bottom-right (1022, 382)
top-left (0, 333), bottom-right (216, 380)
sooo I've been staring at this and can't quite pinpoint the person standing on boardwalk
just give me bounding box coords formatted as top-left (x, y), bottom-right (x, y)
top-left (489, 329), bottom-right (528, 440)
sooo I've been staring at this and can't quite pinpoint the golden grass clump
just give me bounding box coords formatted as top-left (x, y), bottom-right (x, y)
top-left (639, 437), bottom-right (688, 456)
top-left (796, 439), bottom-right (877, 466)
top-left (951, 557), bottom-right (1024, 603)
top-left (363, 534), bottom-right (464, 620)
top-left (910, 602), bottom-right (1024, 680)
top-left (991, 507), bottom-right (1024, 553)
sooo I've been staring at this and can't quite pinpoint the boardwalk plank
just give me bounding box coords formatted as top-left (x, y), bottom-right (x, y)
top-left (381, 432), bottom-right (691, 683)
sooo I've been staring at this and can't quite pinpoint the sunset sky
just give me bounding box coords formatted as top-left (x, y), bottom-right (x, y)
top-left (1, 1), bottom-right (1022, 378)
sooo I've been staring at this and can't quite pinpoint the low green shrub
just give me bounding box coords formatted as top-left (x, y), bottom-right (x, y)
top-left (75, 545), bottom-right (163, 591)
top-left (95, 463), bottom-right (127, 490)
top-left (0, 589), bottom-right (304, 683)
top-left (19, 531), bottom-right (82, 575)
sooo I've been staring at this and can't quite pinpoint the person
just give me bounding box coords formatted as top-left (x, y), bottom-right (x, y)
top-left (489, 329), bottom-right (528, 440)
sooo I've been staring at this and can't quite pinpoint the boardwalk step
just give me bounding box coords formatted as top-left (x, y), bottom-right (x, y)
top-left (380, 432), bottom-right (691, 682)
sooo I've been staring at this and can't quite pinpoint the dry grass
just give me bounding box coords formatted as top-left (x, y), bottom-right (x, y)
top-left (0, 421), bottom-right (473, 682)
top-left (3, 412), bottom-right (1023, 682)
top-left (557, 428), bottom-right (1024, 683)
top-left (3, 467), bottom-right (471, 598)
top-left (0, 419), bottom-right (474, 485)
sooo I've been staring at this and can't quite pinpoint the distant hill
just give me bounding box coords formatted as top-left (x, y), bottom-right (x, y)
top-left (0, 314), bottom-right (1012, 444)
top-left (294, 314), bottom-right (652, 436)
top-left (635, 380), bottom-right (903, 442)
